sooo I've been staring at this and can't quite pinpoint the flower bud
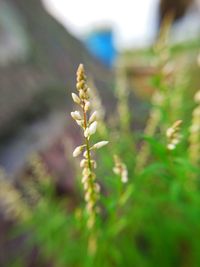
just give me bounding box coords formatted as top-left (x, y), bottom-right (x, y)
top-left (88, 121), bottom-right (97, 136)
top-left (89, 111), bottom-right (98, 124)
top-left (81, 175), bottom-right (88, 184)
top-left (71, 93), bottom-right (81, 104)
top-left (91, 160), bottom-right (97, 169)
top-left (76, 81), bottom-right (84, 90)
top-left (79, 89), bottom-right (86, 99)
top-left (121, 169), bottom-right (128, 183)
top-left (82, 167), bottom-right (90, 176)
top-left (72, 145), bottom-right (85, 157)
top-left (84, 181), bottom-right (90, 190)
top-left (84, 127), bottom-right (90, 138)
top-left (85, 191), bottom-right (91, 202)
top-left (76, 120), bottom-right (84, 127)
top-left (85, 101), bottom-right (90, 111)
top-left (167, 144), bottom-right (175, 150)
top-left (83, 151), bottom-right (89, 158)
top-left (92, 141), bottom-right (109, 150)
top-left (86, 202), bottom-right (95, 213)
top-left (71, 111), bottom-right (82, 121)
top-left (80, 159), bottom-right (88, 168)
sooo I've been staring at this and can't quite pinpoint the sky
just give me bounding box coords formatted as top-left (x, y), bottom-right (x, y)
top-left (42, 0), bottom-right (159, 49)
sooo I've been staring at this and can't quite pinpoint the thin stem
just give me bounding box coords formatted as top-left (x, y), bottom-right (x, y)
top-left (82, 104), bottom-right (92, 171)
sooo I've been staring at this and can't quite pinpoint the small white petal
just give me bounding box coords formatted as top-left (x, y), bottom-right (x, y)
top-left (89, 111), bottom-right (98, 124)
top-left (82, 167), bottom-right (90, 176)
top-left (71, 111), bottom-right (82, 121)
top-left (85, 101), bottom-right (90, 111)
top-left (83, 150), bottom-right (89, 158)
top-left (72, 145), bottom-right (85, 157)
top-left (80, 159), bottom-right (88, 168)
top-left (84, 127), bottom-right (90, 138)
top-left (171, 138), bottom-right (180, 145)
top-left (91, 160), bottom-right (97, 169)
top-left (121, 169), bottom-right (128, 183)
top-left (92, 141), bottom-right (108, 149)
top-left (88, 121), bottom-right (97, 136)
top-left (76, 120), bottom-right (84, 127)
top-left (71, 93), bottom-right (81, 104)
top-left (167, 144), bottom-right (176, 150)
top-left (81, 176), bottom-right (88, 184)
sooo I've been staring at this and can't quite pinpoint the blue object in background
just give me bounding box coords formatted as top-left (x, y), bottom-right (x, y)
top-left (85, 28), bottom-right (116, 68)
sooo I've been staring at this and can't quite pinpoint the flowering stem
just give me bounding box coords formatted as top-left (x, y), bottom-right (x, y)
top-left (71, 64), bottom-right (109, 255)
top-left (82, 105), bottom-right (92, 171)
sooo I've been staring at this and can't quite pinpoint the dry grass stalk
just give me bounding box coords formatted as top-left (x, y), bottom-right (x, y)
top-left (113, 155), bottom-right (128, 183)
top-left (135, 91), bottom-right (164, 172)
top-left (188, 91), bottom-right (200, 165)
top-left (166, 120), bottom-right (182, 150)
top-left (0, 168), bottom-right (30, 221)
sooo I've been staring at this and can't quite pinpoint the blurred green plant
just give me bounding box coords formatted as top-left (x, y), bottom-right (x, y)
top-left (1, 21), bottom-right (200, 267)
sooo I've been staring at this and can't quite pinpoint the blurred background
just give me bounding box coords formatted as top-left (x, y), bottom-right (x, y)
top-left (0, 0), bottom-right (200, 265)
top-left (0, 0), bottom-right (200, 175)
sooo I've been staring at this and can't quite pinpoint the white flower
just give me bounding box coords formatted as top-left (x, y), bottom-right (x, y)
top-left (71, 93), bottom-right (81, 104)
top-left (84, 127), bottom-right (90, 138)
top-left (89, 121), bottom-right (97, 136)
top-left (83, 150), bottom-right (89, 158)
top-left (85, 101), bottom-right (90, 111)
top-left (167, 144), bottom-right (175, 150)
top-left (82, 167), bottom-right (90, 176)
top-left (92, 141), bottom-right (109, 150)
top-left (80, 159), bottom-right (88, 168)
top-left (81, 175), bottom-right (88, 184)
top-left (76, 120), bottom-right (84, 127)
top-left (89, 111), bottom-right (98, 124)
top-left (91, 160), bottom-right (97, 169)
top-left (84, 121), bottom-right (97, 138)
top-left (171, 138), bottom-right (180, 145)
top-left (84, 181), bottom-right (90, 190)
top-left (72, 145), bottom-right (85, 157)
top-left (71, 111), bottom-right (82, 121)
top-left (121, 169), bottom-right (128, 183)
